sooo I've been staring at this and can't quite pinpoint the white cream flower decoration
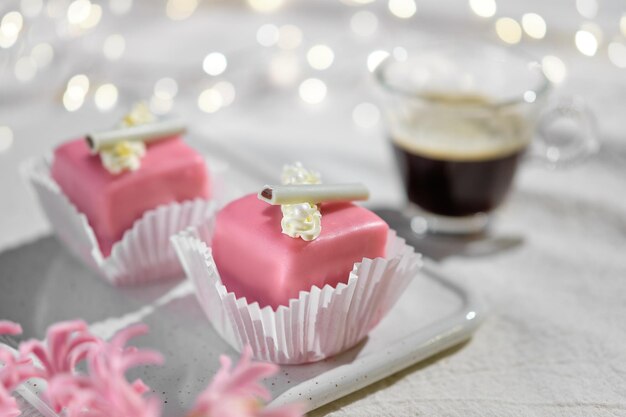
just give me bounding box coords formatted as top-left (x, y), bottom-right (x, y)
top-left (280, 162), bottom-right (322, 241)
top-left (100, 141), bottom-right (146, 174)
top-left (281, 162), bottom-right (321, 185)
top-left (280, 203), bottom-right (322, 241)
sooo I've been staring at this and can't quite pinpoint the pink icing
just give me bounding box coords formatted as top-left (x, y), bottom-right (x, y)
top-left (211, 194), bottom-right (389, 309)
top-left (51, 136), bottom-right (210, 256)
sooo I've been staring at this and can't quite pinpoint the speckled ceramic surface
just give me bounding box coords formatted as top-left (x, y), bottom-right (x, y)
top-left (0, 236), bottom-right (482, 415)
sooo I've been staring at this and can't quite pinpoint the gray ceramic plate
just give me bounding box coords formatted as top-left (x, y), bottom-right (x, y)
top-left (0, 235), bottom-right (483, 416)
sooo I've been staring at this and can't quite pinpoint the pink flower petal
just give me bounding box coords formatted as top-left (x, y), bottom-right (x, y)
top-left (17, 340), bottom-right (53, 375)
top-left (110, 324), bottom-right (149, 350)
top-left (0, 321), bottom-right (22, 336)
top-left (4, 321), bottom-right (303, 417)
top-left (0, 321), bottom-right (42, 417)
top-left (0, 386), bottom-right (21, 417)
top-left (19, 320), bottom-right (98, 379)
top-left (45, 323), bottom-right (163, 417)
top-left (190, 346), bottom-right (303, 417)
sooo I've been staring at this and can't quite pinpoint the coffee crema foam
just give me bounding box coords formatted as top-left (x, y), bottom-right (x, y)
top-left (390, 92), bottom-right (532, 162)
top-left (391, 115), bottom-right (531, 162)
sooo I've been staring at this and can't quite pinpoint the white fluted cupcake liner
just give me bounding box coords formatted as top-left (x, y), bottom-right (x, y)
top-left (23, 156), bottom-right (219, 286)
top-left (171, 224), bottom-right (422, 364)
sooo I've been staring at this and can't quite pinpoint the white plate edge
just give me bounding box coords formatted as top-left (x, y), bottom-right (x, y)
top-left (268, 259), bottom-right (486, 412)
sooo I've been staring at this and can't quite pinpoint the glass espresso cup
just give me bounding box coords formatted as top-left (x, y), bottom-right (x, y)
top-left (375, 42), bottom-right (598, 234)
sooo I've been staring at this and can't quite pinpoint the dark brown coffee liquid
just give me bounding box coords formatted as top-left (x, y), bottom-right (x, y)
top-left (388, 92), bottom-right (532, 216)
top-left (393, 142), bottom-right (525, 217)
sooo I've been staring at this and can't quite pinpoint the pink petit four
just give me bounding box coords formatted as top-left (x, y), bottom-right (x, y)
top-left (51, 136), bottom-right (211, 256)
top-left (211, 194), bottom-right (389, 309)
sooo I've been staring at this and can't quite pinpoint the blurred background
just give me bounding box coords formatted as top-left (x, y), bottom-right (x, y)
top-left (3, 3), bottom-right (626, 415)
top-left (1, 0), bottom-right (625, 249)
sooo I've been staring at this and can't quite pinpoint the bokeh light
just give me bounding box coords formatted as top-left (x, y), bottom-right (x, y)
top-left (608, 41), bottom-right (626, 68)
top-left (47, 0), bottom-right (67, 19)
top-left (67, 0), bottom-right (92, 25)
top-left (203, 52), bottom-right (228, 76)
top-left (496, 17), bottom-right (522, 44)
top-left (257, 24), bottom-right (279, 47)
top-left (299, 78), bottom-right (327, 104)
top-left (150, 95), bottom-right (173, 115)
top-left (31, 43), bottom-right (54, 68)
top-left (79, 4), bottom-right (102, 29)
top-left (340, 0), bottom-right (375, 5)
top-left (166, 0), bottom-right (198, 20)
top-left (198, 88), bottom-right (223, 113)
top-left (521, 13), bottom-right (546, 39)
top-left (621, 15), bottom-right (626, 37)
top-left (352, 102), bottom-right (380, 128)
top-left (154, 78), bottom-right (178, 100)
top-left (247, 0), bottom-right (283, 13)
top-left (268, 53), bottom-right (300, 86)
top-left (213, 81), bottom-right (236, 107)
top-left (277, 24), bottom-right (302, 50)
top-left (63, 74), bottom-right (90, 112)
top-left (388, 0), bottom-right (416, 19)
top-left (21, 0), bottom-right (44, 18)
top-left (367, 50), bottom-right (390, 72)
top-left (523, 90), bottom-right (536, 103)
top-left (103, 34), bottom-right (125, 60)
top-left (68, 74), bottom-right (90, 95)
top-left (542, 55), bottom-right (567, 84)
top-left (94, 84), bottom-right (119, 111)
top-left (575, 28), bottom-right (599, 56)
top-left (1, 11), bottom-right (24, 47)
top-left (0, 126), bottom-right (14, 153)
top-left (575, 0), bottom-right (597, 19)
top-left (63, 93), bottom-right (85, 112)
top-left (14, 57), bottom-right (37, 82)
top-left (307, 44), bottom-right (334, 70)
top-left (109, 0), bottom-right (132, 15)
top-left (469, 0), bottom-right (496, 18)
top-left (0, 33), bottom-right (18, 49)
top-left (350, 10), bottom-right (378, 37)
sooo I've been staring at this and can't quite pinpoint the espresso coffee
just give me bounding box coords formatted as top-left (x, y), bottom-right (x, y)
top-left (390, 94), bottom-right (531, 217)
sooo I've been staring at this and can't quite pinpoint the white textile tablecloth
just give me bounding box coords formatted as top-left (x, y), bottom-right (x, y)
top-left (1, 0), bottom-right (625, 416)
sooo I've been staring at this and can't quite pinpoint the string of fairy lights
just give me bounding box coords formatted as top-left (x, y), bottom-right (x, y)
top-left (0, 0), bottom-right (625, 154)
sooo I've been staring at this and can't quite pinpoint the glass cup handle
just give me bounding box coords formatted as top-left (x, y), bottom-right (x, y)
top-left (532, 96), bottom-right (599, 167)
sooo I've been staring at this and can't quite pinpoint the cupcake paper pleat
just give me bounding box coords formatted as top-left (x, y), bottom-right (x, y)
top-left (172, 227), bottom-right (422, 364)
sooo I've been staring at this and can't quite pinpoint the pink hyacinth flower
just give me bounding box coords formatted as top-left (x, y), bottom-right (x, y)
top-left (46, 324), bottom-right (163, 417)
top-left (0, 320), bottom-right (40, 417)
top-left (0, 320), bottom-right (22, 417)
top-left (189, 346), bottom-right (303, 417)
top-left (19, 320), bottom-right (99, 380)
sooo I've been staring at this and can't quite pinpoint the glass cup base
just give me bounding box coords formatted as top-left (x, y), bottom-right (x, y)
top-left (406, 206), bottom-right (491, 235)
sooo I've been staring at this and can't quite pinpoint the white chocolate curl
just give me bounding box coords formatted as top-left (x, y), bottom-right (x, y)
top-left (281, 202), bottom-right (322, 241)
top-left (87, 118), bottom-right (186, 153)
top-left (281, 162), bottom-right (321, 185)
top-left (100, 141), bottom-right (146, 174)
top-left (258, 183), bottom-right (369, 205)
